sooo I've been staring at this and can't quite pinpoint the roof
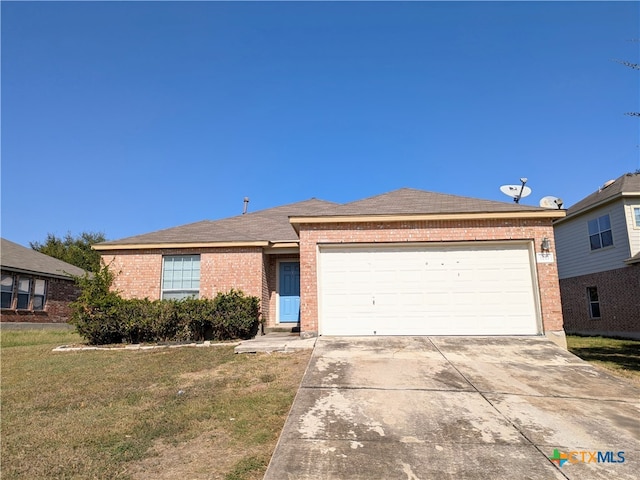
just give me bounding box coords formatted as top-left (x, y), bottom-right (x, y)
top-left (1, 238), bottom-right (87, 279)
top-left (297, 187), bottom-right (554, 217)
top-left (96, 189), bottom-right (564, 250)
top-left (626, 251), bottom-right (640, 265)
top-left (564, 172), bottom-right (640, 218)
top-left (95, 198), bottom-right (338, 248)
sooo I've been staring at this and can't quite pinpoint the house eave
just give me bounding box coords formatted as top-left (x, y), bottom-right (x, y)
top-left (554, 191), bottom-right (640, 225)
top-left (290, 210), bottom-right (566, 228)
top-left (0, 265), bottom-right (79, 281)
top-left (93, 241), bottom-right (271, 251)
top-left (267, 241), bottom-right (299, 248)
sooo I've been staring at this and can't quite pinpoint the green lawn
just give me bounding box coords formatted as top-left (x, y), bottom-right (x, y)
top-left (566, 335), bottom-right (640, 384)
top-left (1, 329), bottom-right (310, 480)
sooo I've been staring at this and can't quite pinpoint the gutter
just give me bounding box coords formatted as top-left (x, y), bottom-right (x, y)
top-left (93, 241), bottom-right (270, 251)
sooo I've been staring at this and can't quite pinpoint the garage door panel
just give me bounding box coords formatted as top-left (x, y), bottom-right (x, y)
top-left (319, 243), bottom-right (539, 336)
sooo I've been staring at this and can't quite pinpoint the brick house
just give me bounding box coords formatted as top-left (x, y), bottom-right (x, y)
top-left (95, 188), bottom-right (566, 346)
top-left (554, 172), bottom-right (640, 339)
top-left (1, 238), bottom-right (86, 323)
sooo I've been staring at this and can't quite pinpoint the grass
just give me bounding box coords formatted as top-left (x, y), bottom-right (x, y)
top-left (1, 329), bottom-right (311, 480)
top-left (5, 330), bottom-right (635, 479)
top-left (566, 335), bottom-right (640, 384)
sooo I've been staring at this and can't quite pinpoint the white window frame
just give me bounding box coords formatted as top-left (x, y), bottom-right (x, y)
top-left (588, 214), bottom-right (613, 251)
top-left (633, 207), bottom-right (640, 229)
top-left (161, 255), bottom-right (201, 300)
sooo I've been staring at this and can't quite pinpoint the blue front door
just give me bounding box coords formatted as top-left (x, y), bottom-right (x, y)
top-left (279, 262), bottom-right (300, 323)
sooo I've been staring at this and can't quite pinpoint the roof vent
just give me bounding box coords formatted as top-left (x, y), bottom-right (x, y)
top-left (243, 197), bottom-right (250, 215)
top-left (600, 179), bottom-right (615, 191)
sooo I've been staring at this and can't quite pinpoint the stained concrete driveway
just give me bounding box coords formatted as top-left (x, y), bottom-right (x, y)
top-left (263, 336), bottom-right (640, 480)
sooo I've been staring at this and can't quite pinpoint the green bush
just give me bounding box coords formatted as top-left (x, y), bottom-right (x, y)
top-left (210, 289), bottom-right (260, 340)
top-left (70, 264), bottom-right (124, 345)
top-left (70, 266), bottom-right (261, 345)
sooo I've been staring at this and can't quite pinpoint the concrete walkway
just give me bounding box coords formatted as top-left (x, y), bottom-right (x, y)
top-left (264, 336), bottom-right (640, 480)
top-left (234, 332), bottom-right (316, 353)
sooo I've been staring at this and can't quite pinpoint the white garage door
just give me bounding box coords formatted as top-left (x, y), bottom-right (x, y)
top-left (318, 243), bottom-right (540, 336)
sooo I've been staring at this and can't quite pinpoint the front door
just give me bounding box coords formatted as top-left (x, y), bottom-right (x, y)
top-left (279, 262), bottom-right (300, 323)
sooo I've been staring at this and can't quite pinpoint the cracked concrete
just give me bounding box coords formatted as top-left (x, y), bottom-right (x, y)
top-left (263, 336), bottom-right (640, 480)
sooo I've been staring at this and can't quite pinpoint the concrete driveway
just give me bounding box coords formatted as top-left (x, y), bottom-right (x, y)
top-left (263, 336), bottom-right (639, 480)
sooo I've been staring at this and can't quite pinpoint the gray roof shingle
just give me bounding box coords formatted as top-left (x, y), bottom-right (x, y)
top-left (566, 172), bottom-right (640, 216)
top-left (1, 238), bottom-right (87, 278)
top-left (296, 187), bottom-right (550, 217)
top-left (97, 198), bottom-right (338, 246)
top-left (98, 188), bottom-right (560, 248)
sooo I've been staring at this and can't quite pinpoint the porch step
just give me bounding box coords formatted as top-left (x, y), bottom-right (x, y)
top-left (264, 325), bottom-right (300, 334)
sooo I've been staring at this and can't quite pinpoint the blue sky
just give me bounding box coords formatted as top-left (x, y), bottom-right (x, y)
top-left (2, 1), bottom-right (638, 247)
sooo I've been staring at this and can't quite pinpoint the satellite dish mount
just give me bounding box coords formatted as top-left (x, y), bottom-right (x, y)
top-left (500, 178), bottom-right (531, 204)
top-left (514, 178), bottom-right (528, 204)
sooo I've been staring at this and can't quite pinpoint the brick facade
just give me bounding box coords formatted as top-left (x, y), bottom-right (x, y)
top-left (103, 248), bottom-right (264, 298)
top-left (103, 249), bottom-right (302, 329)
top-left (297, 219), bottom-right (563, 338)
top-left (99, 218), bottom-right (565, 342)
top-left (102, 246), bottom-right (266, 315)
top-left (0, 271), bottom-right (80, 323)
top-left (560, 264), bottom-right (640, 339)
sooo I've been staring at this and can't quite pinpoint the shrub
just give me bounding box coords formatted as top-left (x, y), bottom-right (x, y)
top-left (70, 264), bottom-right (124, 345)
top-left (210, 289), bottom-right (260, 340)
top-left (176, 297), bottom-right (217, 341)
top-left (70, 266), bottom-right (261, 345)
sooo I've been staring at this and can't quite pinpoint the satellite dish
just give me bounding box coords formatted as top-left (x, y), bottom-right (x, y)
top-left (539, 196), bottom-right (563, 209)
top-left (600, 179), bottom-right (615, 191)
top-left (500, 185), bottom-right (532, 199)
top-left (500, 177), bottom-right (531, 203)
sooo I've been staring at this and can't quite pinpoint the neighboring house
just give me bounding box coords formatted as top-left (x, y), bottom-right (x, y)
top-left (95, 188), bottom-right (567, 346)
top-left (554, 172), bottom-right (640, 339)
top-left (1, 238), bottom-right (86, 323)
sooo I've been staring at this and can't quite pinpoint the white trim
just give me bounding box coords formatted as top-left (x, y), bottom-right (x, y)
top-left (275, 259), bottom-right (282, 324)
top-left (527, 240), bottom-right (545, 335)
top-left (316, 243), bottom-right (324, 334)
top-left (291, 210), bottom-right (565, 229)
top-left (94, 241), bottom-right (269, 251)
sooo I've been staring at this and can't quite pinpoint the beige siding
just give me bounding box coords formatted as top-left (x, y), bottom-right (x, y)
top-left (623, 199), bottom-right (640, 257)
top-left (555, 201), bottom-right (631, 279)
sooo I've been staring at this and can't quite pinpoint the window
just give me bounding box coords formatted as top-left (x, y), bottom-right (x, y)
top-left (17, 277), bottom-right (31, 309)
top-left (588, 214), bottom-right (613, 250)
top-left (1, 275), bottom-right (14, 309)
top-left (33, 279), bottom-right (47, 311)
top-left (634, 207), bottom-right (640, 228)
top-left (162, 255), bottom-right (200, 300)
top-left (587, 287), bottom-right (601, 319)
